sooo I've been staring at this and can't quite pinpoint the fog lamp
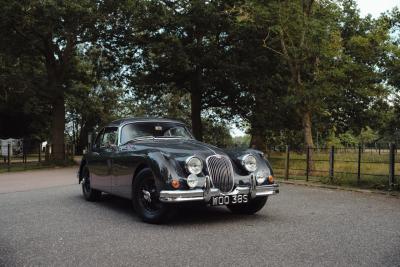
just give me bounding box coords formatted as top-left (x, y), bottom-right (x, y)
top-left (256, 170), bottom-right (267, 184)
top-left (187, 174), bottom-right (198, 188)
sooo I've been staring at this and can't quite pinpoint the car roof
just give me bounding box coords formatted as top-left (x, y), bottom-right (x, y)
top-left (107, 117), bottom-right (186, 128)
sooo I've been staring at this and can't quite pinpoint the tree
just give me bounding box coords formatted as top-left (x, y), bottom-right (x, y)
top-left (239, 0), bottom-right (345, 163)
top-left (111, 0), bottom-right (240, 141)
top-left (324, 0), bottom-right (392, 135)
top-left (0, 0), bottom-right (102, 159)
top-left (223, 4), bottom-right (294, 152)
top-left (0, 48), bottom-right (50, 140)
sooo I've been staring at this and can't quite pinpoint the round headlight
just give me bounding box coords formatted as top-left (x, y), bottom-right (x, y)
top-left (186, 156), bottom-right (203, 175)
top-left (242, 154), bottom-right (257, 172)
top-left (187, 174), bottom-right (198, 188)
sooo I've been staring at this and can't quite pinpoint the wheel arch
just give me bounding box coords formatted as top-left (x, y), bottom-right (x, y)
top-left (132, 163), bottom-right (149, 186)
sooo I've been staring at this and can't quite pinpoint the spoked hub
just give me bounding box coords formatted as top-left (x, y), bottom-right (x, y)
top-left (139, 178), bottom-right (161, 212)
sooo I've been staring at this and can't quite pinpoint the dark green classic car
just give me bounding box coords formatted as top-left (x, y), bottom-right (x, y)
top-left (78, 117), bottom-right (279, 223)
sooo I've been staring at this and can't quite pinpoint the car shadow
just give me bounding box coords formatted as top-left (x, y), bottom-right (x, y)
top-left (170, 204), bottom-right (269, 226)
top-left (76, 193), bottom-right (273, 226)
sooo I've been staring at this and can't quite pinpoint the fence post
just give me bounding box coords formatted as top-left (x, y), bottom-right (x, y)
top-left (38, 143), bottom-right (41, 163)
top-left (7, 143), bottom-right (10, 172)
top-left (357, 145), bottom-right (361, 185)
top-left (45, 144), bottom-right (49, 161)
top-left (329, 146), bottom-right (335, 182)
top-left (23, 144), bottom-right (26, 170)
top-left (306, 146), bottom-right (310, 182)
top-left (285, 145), bottom-right (290, 180)
top-left (389, 143), bottom-right (395, 190)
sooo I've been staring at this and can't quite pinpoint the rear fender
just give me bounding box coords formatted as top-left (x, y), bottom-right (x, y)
top-left (78, 157), bottom-right (87, 184)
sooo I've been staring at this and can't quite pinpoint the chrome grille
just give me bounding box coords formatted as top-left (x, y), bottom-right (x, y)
top-left (206, 155), bottom-right (234, 193)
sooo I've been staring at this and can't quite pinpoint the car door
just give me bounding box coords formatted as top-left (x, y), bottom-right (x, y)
top-left (89, 127), bottom-right (118, 193)
top-left (111, 123), bottom-right (139, 199)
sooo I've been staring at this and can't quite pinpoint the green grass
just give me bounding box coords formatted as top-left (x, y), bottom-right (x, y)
top-left (268, 150), bottom-right (399, 191)
top-left (0, 157), bottom-right (76, 173)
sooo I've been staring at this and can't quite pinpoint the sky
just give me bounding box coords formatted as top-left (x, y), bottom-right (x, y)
top-left (356, 0), bottom-right (398, 17)
top-left (230, 0), bottom-right (399, 137)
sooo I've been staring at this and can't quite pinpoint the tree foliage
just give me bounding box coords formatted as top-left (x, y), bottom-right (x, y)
top-left (0, 0), bottom-right (399, 156)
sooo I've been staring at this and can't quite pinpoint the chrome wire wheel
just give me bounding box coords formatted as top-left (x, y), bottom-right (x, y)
top-left (132, 168), bottom-right (176, 224)
top-left (139, 176), bottom-right (162, 212)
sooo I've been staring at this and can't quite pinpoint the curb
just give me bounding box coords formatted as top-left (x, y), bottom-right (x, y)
top-left (276, 179), bottom-right (400, 198)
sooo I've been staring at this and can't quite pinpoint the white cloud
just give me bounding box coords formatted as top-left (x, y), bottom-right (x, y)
top-left (356, 0), bottom-right (399, 17)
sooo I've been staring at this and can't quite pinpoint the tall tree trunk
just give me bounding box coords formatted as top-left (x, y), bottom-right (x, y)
top-left (77, 122), bottom-right (89, 155)
top-left (250, 128), bottom-right (266, 152)
top-left (190, 88), bottom-right (203, 141)
top-left (51, 94), bottom-right (65, 160)
top-left (249, 97), bottom-right (267, 152)
top-left (302, 110), bottom-right (315, 170)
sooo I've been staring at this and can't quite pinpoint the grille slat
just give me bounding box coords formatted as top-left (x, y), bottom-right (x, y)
top-left (206, 155), bottom-right (234, 193)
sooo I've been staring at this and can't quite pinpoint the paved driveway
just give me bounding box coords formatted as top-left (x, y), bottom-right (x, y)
top-left (0, 168), bottom-right (399, 266)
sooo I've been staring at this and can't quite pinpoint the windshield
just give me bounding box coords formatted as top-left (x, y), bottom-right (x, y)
top-left (120, 122), bottom-right (193, 144)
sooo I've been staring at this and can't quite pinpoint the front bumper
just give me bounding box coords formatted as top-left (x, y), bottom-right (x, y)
top-left (159, 176), bottom-right (279, 203)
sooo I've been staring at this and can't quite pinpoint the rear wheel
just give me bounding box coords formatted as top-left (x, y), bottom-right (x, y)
top-left (81, 166), bottom-right (102, 201)
top-left (132, 168), bottom-right (175, 224)
top-left (227, 196), bottom-right (267, 215)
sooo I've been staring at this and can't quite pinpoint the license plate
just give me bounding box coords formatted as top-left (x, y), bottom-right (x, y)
top-left (210, 194), bottom-right (249, 206)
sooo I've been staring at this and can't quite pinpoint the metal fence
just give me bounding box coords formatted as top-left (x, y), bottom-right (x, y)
top-left (268, 144), bottom-right (399, 191)
top-left (0, 142), bottom-right (75, 172)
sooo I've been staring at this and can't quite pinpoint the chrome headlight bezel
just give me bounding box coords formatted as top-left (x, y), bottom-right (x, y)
top-left (242, 154), bottom-right (257, 172)
top-left (185, 156), bottom-right (203, 175)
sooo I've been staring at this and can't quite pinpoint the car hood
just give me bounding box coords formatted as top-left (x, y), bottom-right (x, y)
top-left (131, 138), bottom-right (226, 160)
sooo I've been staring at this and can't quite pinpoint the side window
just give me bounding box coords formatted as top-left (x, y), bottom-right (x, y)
top-left (99, 127), bottom-right (118, 148)
top-left (94, 129), bottom-right (105, 148)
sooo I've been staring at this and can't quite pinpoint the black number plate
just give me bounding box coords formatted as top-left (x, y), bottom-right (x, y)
top-left (210, 194), bottom-right (249, 206)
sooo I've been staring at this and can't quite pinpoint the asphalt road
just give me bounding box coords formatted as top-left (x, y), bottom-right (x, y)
top-left (0, 168), bottom-right (399, 266)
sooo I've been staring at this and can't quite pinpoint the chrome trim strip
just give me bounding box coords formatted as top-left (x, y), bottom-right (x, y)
top-left (159, 184), bottom-right (279, 203)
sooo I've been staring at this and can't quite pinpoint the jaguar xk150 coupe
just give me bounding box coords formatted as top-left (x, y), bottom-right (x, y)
top-left (78, 117), bottom-right (279, 223)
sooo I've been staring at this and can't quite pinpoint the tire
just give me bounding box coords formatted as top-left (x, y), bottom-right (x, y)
top-left (81, 166), bottom-right (102, 202)
top-left (132, 168), bottom-right (175, 224)
top-left (227, 196), bottom-right (268, 215)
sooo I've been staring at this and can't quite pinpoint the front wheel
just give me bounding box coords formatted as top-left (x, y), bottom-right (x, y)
top-left (132, 168), bottom-right (175, 224)
top-left (227, 196), bottom-right (268, 215)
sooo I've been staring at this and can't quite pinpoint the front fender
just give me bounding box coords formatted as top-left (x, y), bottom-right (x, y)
top-left (145, 151), bottom-right (185, 190)
top-left (225, 148), bottom-right (274, 176)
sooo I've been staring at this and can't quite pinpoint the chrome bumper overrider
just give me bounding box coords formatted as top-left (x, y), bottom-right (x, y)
top-left (159, 176), bottom-right (279, 203)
